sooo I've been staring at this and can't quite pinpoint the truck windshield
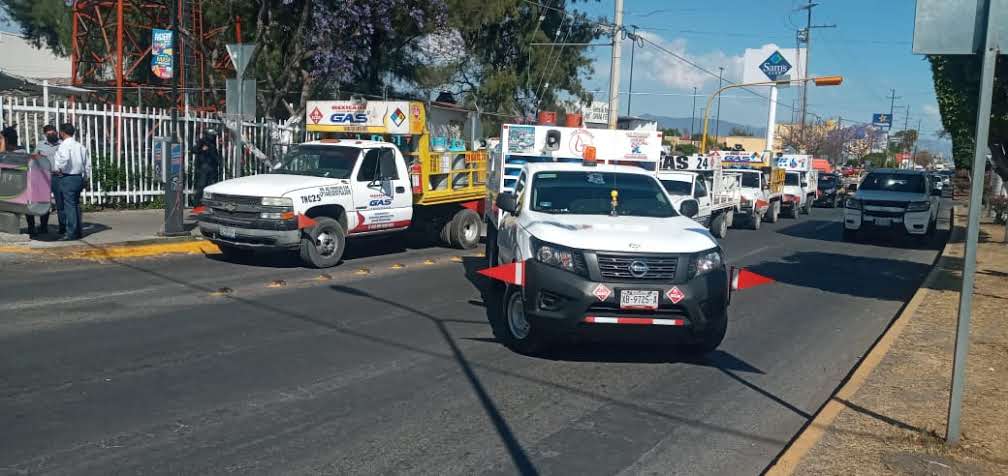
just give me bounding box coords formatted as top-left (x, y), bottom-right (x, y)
top-left (785, 172), bottom-right (801, 186)
top-left (531, 171), bottom-right (677, 217)
top-left (860, 173), bottom-right (926, 193)
top-left (660, 180), bottom-right (692, 196)
top-left (739, 172), bottom-right (760, 188)
top-left (273, 145), bottom-right (360, 178)
top-left (819, 175), bottom-right (837, 187)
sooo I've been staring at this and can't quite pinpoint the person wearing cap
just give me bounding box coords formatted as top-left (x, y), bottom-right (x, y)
top-left (53, 123), bottom-right (91, 241)
top-left (25, 125), bottom-right (62, 235)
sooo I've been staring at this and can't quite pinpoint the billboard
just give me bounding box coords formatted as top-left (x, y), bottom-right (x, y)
top-left (742, 46), bottom-right (806, 84)
top-left (581, 101), bottom-right (610, 125)
top-left (151, 29), bottom-right (174, 80)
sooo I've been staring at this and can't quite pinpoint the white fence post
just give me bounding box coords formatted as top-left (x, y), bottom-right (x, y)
top-left (1, 94), bottom-right (300, 205)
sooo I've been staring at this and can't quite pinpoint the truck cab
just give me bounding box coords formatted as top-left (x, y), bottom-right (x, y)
top-left (775, 154), bottom-right (818, 218)
top-left (721, 151), bottom-right (785, 229)
top-left (485, 125), bottom-right (729, 355)
top-left (656, 170), bottom-right (712, 224)
top-left (656, 153), bottom-right (740, 238)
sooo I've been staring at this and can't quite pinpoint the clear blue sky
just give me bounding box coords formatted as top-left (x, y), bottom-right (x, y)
top-left (568, 0), bottom-right (943, 140)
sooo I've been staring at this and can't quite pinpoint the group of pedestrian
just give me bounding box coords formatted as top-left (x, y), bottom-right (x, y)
top-left (0, 123), bottom-right (91, 240)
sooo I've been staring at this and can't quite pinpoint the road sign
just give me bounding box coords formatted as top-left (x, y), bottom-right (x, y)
top-left (758, 50), bottom-right (792, 81)
top-left (872, 113), bottom-right (892, 128)
top-left (742, 47), bottom-right (804, 84)
top-left (912, 0), bottom-right (997, 54)
top-left (225, 43), bottom-right (256, 79)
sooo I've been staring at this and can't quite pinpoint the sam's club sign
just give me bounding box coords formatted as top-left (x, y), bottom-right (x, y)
top-left (759, 50), bottom-right (792, 81)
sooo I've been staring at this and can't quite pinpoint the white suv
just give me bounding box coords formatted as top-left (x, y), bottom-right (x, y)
top-left (843, 169), bottom-right (942, 241)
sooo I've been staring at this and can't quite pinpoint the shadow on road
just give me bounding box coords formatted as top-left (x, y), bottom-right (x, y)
top-left (745, 251), bottom-right (959, 300)
top-left (775, 219), bottom-right (950, 251)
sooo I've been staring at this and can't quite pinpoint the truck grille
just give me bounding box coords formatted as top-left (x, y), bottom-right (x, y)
top-left (212, 194), bottom-right (262, 206)
top-left (863, 200), bottom-right (908, 208)
top-left (596, 254), bottom-right (679, 281)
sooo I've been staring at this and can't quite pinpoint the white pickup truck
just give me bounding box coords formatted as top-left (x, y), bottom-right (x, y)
top-left (657, 154), bottom-right (740, 238)
top-left (485, 125), bottom-right (730, 355)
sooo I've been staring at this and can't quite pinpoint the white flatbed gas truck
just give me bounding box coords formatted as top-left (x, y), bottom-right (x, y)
top-left (657, 153), bottom-right (741, 238)
top-left (720, 151), bottom-right (786, 229)
top-left (197, 100), bottom-right (489, 267)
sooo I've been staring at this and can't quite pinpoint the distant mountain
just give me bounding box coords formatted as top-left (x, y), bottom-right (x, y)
top-left (638, 114), bottom-right (767, 137)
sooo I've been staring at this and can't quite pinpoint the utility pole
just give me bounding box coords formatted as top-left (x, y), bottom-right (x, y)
top-left (170, 0), bottom-right (179, 140)
top-left (715, 66), bottom-right (724, 143)
top-left (912, 117), bottom-right (923, 162)
top-left (690, 86), bottom-right (697, 141)
top-left (886, 88), bottom-right (900, 161)
top-left (607, 0), bottom-right (624, 130)
top-left (797, 1), bottom-right (836, 137)
top-left (627, 25), bottom-right (638, 116)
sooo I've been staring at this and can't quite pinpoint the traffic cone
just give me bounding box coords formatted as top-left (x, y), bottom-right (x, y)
top-left (731, 267), bottom-right (775, 291)
top-left (478, 261), bottom-right (526, 286)
top-left (297, 215), bottom-right (319, 229)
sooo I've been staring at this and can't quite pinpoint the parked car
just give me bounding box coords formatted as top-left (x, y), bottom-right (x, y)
top-left (843, 169), bottom-right (942, 242)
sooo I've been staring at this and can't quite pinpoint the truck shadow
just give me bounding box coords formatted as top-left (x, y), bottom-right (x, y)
top-left (204, 232), bottom-right (453, 269)
top-left (745, 250), bottom-right (960, 300)
top-left (774, 219), bottom-right (951, 251)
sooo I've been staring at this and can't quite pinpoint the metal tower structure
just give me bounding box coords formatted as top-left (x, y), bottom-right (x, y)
top-left (70, 0), bottom-right (234, 111)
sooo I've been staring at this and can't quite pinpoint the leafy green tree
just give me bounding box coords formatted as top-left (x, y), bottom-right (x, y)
top-left (0, 0), bottom-right (70, 55)
top-left (861, 152), bottom-right (886, 168)
top-left (928, 54), bottom-right (1008, 169)
top-left (675, 143), bottom-right (698, 155)
top-left (728, 126), bottom-right (755, 137)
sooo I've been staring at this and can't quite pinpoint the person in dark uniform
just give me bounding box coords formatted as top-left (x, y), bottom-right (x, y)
top-left (193, 129), bottom-right (221, 206)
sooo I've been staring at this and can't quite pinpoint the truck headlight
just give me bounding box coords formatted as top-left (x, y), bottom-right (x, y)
top-left (906, 201), bottom-right (930, 212)
top-left (689, 249), bottom-right (724, 279)
top-left (845, 197), bottom-right (862, 209)
top-left (203, 191), bottom-right (213, 201)
top-left (531, 237), bottom-right (583, 275)
top-left (262, 196), bottom-right (293, 207)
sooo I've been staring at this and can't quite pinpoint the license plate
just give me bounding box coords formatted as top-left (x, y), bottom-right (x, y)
top-left (620, 290), bottom-right (659, 310)
top-left (874, 218), bottom-right (891, 227)
top-left (219, 226), bottom-right (237, 239)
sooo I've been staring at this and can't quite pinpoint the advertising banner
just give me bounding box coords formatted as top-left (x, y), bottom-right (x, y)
top-left (151, 29), bottom-right (174, 80)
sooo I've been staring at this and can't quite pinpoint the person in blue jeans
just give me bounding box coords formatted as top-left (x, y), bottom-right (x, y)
top-left (53, 123), bottom-right (91, 241)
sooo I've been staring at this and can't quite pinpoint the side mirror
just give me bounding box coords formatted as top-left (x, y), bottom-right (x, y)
top-left (800, 182), bottom-right (808, 188)
top-left (932, 187), bottom-right (942, 196)
top-left (679, 199), bottom-right (699, 218)
top-left (496, 192), bottom-right (519, 214)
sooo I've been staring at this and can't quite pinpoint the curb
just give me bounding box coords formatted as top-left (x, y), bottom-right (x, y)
top-left (764, 206), bottom-right (961, 476)
top-left (0, 235), bottom-right (220, 261)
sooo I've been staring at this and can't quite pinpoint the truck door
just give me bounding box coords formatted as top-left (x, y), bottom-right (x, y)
top-left (498, 171), bottom-right (526, 264)
top-left (350, 147), bottom-right (413, 233)
top-left (694, 176), bottom-right (712, 224)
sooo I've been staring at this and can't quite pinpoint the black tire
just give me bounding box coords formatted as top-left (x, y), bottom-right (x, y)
top-left (765, 201), bottom-right (780, 223)
top-left (751, 212), bottom-right (762, 230)
top-left (803, 198), bottom-right (812, 216)
top-left (217, 244), bottom-right (251, 262)
top-left (490, 285), bottom-right (548, 355)
top-left (710, 212), bottom-right (728, 239)
top-left (682, 305), bottom-right (728, 355)
top-left (450, 208), bottom-right (482, 250)
top-left (439, 219), bottom-right (452, 245)
top-left (724, 209), bottom-right (735, 228)
top-left (299, 217), bottom-right (346, 268)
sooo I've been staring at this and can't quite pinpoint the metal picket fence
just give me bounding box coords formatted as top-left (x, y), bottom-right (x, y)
top-left (1, 95), bottom-right (302, 205)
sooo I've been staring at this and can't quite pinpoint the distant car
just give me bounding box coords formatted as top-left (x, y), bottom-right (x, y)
top-left (843, 169), bottom-right (942, 242)
top-left (815, 173), bottom-right (842, 207)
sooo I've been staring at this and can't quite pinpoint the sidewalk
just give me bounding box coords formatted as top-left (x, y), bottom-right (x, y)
top-left (0, 209), bottom-right (200, 248)
top-left (772, 210), bottom-right (1008, 475)
top-left (0, 209), bottom-right (218, 260)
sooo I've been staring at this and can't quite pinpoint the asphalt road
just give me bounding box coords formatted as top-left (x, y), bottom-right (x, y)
top-left (0, 204), bottom-right (951, 475)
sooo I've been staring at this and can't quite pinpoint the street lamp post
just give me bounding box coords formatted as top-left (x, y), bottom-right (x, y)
top-left (715, 67), bottom-right (724, 143)
top-left (690, 86), bottom-right (697, 142)
top-left (701, 76), bottom-right (842, 153)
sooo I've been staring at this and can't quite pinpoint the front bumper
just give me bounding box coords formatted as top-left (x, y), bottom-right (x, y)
top-left (198, 215), bottom-right (301, 249)
top-left (520, 257), bottom-right (730, 337)
top-left (843, 209), bottom-right (931, 235)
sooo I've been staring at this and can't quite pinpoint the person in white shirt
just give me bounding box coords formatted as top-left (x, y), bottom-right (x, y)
top-left (53, 123), bottom-right (91, 241)
top-left (26, 125), bottom-right (62, 235)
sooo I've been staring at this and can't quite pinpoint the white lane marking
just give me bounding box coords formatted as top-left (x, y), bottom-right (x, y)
top-left (3, 287), bottom-right (166, 311)
top-left (727, 245), bottom-right (771, 265)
